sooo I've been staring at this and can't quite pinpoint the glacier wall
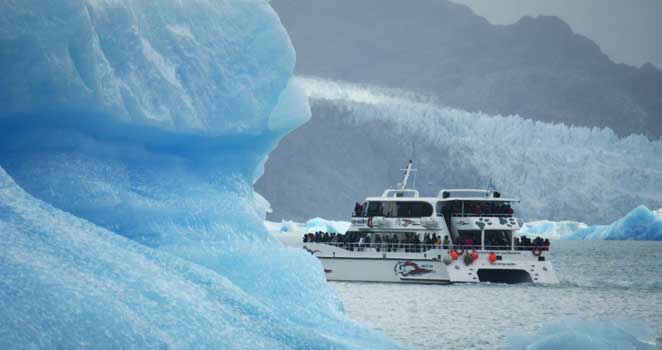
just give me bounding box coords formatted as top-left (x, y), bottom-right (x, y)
top-left (0, 1), bottom-right (395, 349)
top-left (270, 77), bottom-right (662, 224)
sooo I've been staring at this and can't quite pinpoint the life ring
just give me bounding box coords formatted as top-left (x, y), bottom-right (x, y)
top-left (452, 245), bottom-right (465, 256)
top-left (532, 246), bottom-right (543, 256)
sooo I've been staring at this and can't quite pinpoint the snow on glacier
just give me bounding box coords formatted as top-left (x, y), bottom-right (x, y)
top-left (0, 1), bottom-right (395, 349)
top-left (569, 205), bottom-right (662, 241)
top-left (296, 77), bottom-right (662, 224)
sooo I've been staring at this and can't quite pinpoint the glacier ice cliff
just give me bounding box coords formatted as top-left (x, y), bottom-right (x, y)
top-left (569, 205), bottom-right (662, 241)
top-left (256, 77), bottom-right (662, 224)
top-left (0, 1), bottom-right (395, 349)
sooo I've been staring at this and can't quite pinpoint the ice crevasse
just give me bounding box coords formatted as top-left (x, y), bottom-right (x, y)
top-left (0, 1), bottom-right (395, 349)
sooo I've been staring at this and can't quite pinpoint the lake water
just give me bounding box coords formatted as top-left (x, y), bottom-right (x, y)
top-left (331, 241), bottom-right (662, 349)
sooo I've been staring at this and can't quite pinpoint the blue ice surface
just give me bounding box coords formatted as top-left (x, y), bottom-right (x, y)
top-left (0, 1), bottom-right (395, 349)
top-left (508, 319), bottom-right (656, 350)
top-left (569, 205), bottom-right (662, 241)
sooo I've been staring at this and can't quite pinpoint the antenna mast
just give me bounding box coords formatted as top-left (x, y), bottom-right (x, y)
top-left (400, 160), bottom-right (417, 190)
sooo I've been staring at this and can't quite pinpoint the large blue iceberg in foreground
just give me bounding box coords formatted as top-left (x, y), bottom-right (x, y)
top-left (0, 168), bottom-right (377, 349)
top-left (508, 319), bottom-right (656, 350)
top-left (0, 1), bottom-right (395, 349)
top-left (569, 206), bottom-right (662, 241)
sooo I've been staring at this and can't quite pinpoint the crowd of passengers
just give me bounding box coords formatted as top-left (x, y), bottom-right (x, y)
top-left (303, 231), bottom-right (448, 252)
top-left (457, 236), bottom-right (550, 250)
top-left (304, 231), bottom-right (550, 251)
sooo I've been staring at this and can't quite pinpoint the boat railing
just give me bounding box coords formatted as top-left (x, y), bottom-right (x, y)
top-left (449, 244), bottom-right (549, 252)
top-left (450, 213), bottom-right (512, 218)
top-left (309, 242), bottom-right (548, 253)
top-left (316, 242), bottom-right (441, 253)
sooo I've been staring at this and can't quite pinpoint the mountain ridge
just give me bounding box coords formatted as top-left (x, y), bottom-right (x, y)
top-left (272, 0), bottom-right (662, 138)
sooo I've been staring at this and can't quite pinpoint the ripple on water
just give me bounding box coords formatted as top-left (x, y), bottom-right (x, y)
top-left (331, 241), bottom-right (662, 349)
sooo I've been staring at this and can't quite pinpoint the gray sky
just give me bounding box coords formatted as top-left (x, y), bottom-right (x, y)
top-left (450, 0), bottom-right (662, 69)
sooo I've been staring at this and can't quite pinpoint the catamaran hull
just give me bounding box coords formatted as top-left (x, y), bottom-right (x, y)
top-left (303, 244), bottom-right (559, 284)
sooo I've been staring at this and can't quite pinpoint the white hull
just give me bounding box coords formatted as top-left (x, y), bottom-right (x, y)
top-left (302, 243), bottom-right (559, 284)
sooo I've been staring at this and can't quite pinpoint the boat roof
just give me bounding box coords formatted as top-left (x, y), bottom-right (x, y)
top-left (365, 196), bottom-right (519, 203)
top-left (437, 197), bottom-right (519, 203)
top-left (367, 164), bottom-right (520, 203)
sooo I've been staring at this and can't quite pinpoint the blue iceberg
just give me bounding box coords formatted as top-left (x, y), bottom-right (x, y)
top-left (569, 206), bottom-right (662, 241)
top-left (266, 218), bottom-right (351, 235)
top-left (518, 220), bottom-right (588, 240)
top-left (508, 319), bottom-right (656, 350)
top-left (0, 1), bottom-right (395, 349)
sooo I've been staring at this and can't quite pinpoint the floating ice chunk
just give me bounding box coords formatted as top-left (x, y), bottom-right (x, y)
top-left (569, 205), bottom-right (662, 240)
top-left (508, 319), bottom-right (656, 350)
top-left (265, 217), bottom-right (351, 237)
top-left (519, 220), bottom-right (588, 239)
top-left (305, 217), bottom-right (352, 234)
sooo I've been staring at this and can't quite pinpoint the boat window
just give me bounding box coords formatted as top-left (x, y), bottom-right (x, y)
top-left (457, 230), bottom-right (481, 249)
top-left (365, 201), bottom-right (433, 217)
top-left (484, 230), bottom-right (512, 249)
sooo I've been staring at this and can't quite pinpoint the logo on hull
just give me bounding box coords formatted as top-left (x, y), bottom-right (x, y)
top-left (303, 246), bottom-right (320, 255)
top-left (394, 261), bottom-right (434, 277)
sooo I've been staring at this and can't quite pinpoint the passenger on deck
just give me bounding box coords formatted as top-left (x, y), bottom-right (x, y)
top-left (544, 238), bottom-right (551, 250)
top-left (375, 234), bottom-right (382, 252)
top-left (354, 202), bottom-right (363, 217)
top-left (443, 235), bottom-right (449, 249)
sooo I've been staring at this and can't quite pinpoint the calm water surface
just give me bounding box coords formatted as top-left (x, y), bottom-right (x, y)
top-left (331, 241), bottom-right (662, 350)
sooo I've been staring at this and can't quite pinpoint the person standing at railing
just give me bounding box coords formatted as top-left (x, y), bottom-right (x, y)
top-left (374, 234), bottom-right (382, 252)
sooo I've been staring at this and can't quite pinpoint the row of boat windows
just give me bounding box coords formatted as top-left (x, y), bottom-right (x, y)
top-left (366, 201), bottom-right (434, 218)
top-left (359, 200), bottom-right (513, 218)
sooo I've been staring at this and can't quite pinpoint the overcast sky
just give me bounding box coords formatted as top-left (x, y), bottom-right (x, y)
top-left (450, 0), bottom-right (662, 69)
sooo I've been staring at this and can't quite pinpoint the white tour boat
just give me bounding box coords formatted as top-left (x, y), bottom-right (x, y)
top-left (295, 161), bottom-right (559, 284)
